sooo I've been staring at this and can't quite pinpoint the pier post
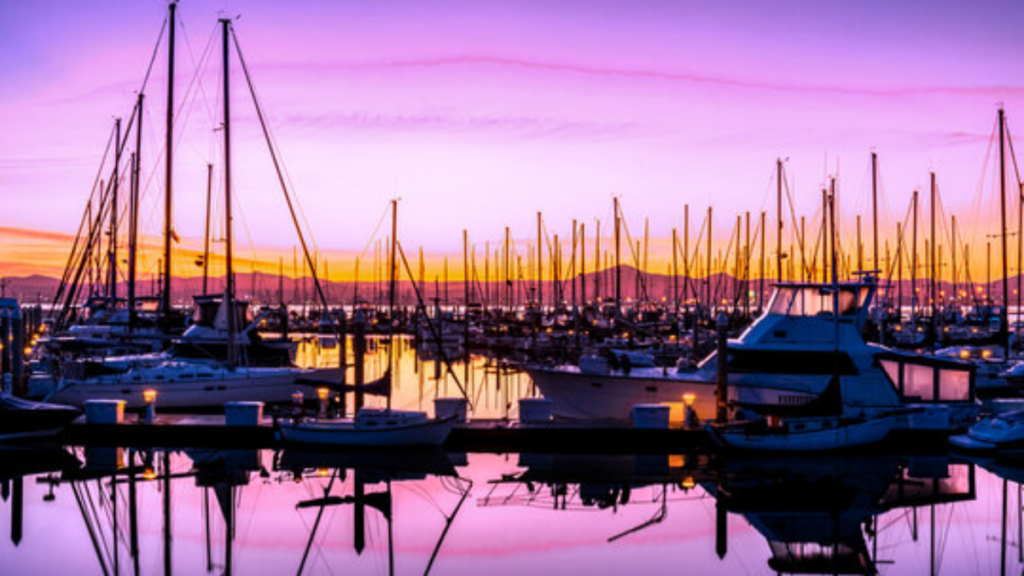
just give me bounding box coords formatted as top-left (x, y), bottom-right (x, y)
top-left (715, 312), bottom-right (729, 423)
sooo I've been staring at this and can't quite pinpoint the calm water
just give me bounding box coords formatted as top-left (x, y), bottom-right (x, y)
top-left (0, 448), bottom-right (1020, 576)
top-left (294, 335), bottom-right (538, 421)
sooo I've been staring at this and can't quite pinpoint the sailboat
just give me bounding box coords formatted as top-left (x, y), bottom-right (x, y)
top-left (46, 15), bottom-right (341, 411)
top-left (278, 200), bottom-right (458, 447)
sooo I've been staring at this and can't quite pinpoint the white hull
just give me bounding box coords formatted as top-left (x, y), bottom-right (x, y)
top-left (278, 417), bottom-right (456, 447)
top-left (711, 417), bottom-right (894, 452)
top-left (525, 366), bottom-right (818, 421)
top-left (47, 367), bottom-right (340, 410)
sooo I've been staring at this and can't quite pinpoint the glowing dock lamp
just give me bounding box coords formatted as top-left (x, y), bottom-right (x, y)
top-left (682, 393), bottom-right (699, 429)
top-left (981, 349), bottom-right (993, 360)
top-left (680, 476), bottom-right (696, 490)
top-left (316, 467), bottom-right (330, 478)
top-left (142, 389), bottom-right (157, 424)
top-left (142, 466), bottom-right (158, 481)
top-left (959, 349), bottom-right (971, 360)
top-left (317, 387), bottom-right (330, 418)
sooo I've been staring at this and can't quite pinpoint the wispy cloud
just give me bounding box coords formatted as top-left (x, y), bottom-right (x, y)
top-left (270, 54), bottom-right (1024, 98)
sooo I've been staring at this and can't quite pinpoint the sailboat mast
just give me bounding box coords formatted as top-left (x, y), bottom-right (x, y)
top-left (161, 1), bottom-right (176, 317)
top-left (776, 158), bottom-right (783, 282)
top-left (108, 117), bottom-right (121, 306)
top-left (202, 163), bottom-right (213, 295)
top-left (387, 199), bottom-right (398, 411)
top-left (871, 152), bottom-right (879, 274)
top-left (614, 197), bottom-right (621, 314)
top-left (536, 212), bottom-right (543, 311)
top-left (999, 108), bottom-right (1011, 358)
top-left (930, 172), bottom-right (938, 330)
top-left (221, 18), bottom-right (237, 370)
top-left (128, 94), bottom-right (143, 330)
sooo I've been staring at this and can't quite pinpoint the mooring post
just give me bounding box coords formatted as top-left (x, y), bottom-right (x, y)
top-left (716, 311), bottom-right (729, 423)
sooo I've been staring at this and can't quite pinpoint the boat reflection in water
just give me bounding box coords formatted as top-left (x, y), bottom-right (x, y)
top-left (2, 447), bottom-right (1023, 575)
top-left (704, 455), bottom-right (974, 575)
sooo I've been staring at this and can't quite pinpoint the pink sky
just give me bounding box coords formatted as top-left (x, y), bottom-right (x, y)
top-left (2, 0), bottom-right (1023, 278)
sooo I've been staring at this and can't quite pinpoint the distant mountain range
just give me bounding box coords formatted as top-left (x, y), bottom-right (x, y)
top-left (3, 266), bottom-right (1021, 308)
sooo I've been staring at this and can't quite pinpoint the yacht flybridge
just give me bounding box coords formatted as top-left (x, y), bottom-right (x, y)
top-left (526, 276), bottom-right (978, 430)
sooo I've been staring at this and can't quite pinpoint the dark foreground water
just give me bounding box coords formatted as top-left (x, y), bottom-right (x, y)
top-left (0, 446), bottom-right (1021, 576)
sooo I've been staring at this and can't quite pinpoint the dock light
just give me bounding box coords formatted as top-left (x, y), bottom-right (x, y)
top-left (682, 393), bottom-right (696, 406)
top-left (944, 326), bottom-right (950, 333)
top-left (23, 346), bottom-right (32, 356)
top-left (292, 392), bottom-right (305, 420)
top-left (316, 467), bottom-right (330, 478)
top-left (959, 349), bottom-right (971, 360)
top-left (317, 387), bottom-right (330, 418)
top-left (972, 327), bottom-right (979, 334)
top-left (895, 325), bottom-right (903, 332)
top-left (982, 349), bottom-right (993, 360)
top-left (142, 466), bottom-right (157, 481)
top-left (142, 389), bottom-right (157, 424)
top-left (681, 476), bottom-right (696, 490)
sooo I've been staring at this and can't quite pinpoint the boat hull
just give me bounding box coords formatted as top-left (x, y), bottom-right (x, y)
top-left (47, 367), bottom-right (340, 411)
top-left (709, 417), bottom-right (894, 452)
top-left (525, 366), bottom-right (818, 421)
top-left (278, 417), bottom-right (456, 447)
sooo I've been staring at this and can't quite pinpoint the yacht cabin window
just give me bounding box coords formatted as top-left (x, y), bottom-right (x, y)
top-left (878, 356), bottom-right (974, 402)
top-left (768, 286), bottom-right (868, 317)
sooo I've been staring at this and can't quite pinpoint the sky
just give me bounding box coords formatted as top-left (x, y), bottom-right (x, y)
top-left (1, 0), bottom-right (1024, 280)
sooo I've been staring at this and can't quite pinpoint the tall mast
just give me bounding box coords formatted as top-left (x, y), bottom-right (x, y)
top-left (683, 205), bottom-right (690, 311)
top-left (614, 197), bottom-right (621, 314)
top-left (202, 163), bottom-right (213, 294)
top-left (951, 216), bottom-right (958, 307)
top-left (128, 94), bottom-right (143, 330)
top-left (999, 107), bottom-right (1010, 358)
top-left (161, 1), bottom-right (177, 316)
top-left (706, 207), bottom-right (713, 316)
top-left (930, 172), bottom-right (938, 329)
top-left (108, 117), bottom-right (121, 306)
top-left (759, 211), bottom-right (766, 314)
top-left (776, 158), bottom-right (783, 282)
top-left (388, 199), bottom-right (398, 411)
top-left (593, 219), bottom-right (600, 302)
top-left (871, 152), bottom-right (879, 275)
top-left (220, 18), bottom-right (236, 370)
top-left (536, 212), bottom-right (543, 311)
top-left (672, 227), bottom-right (678, 312)
top-left (911, 190), bottom-right (918, 324)
top-left (580, 223), bottom-right (586, 307)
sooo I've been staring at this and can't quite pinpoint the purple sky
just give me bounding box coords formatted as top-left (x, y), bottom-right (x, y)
top-left (2, 0), bottom-right (1023, 278)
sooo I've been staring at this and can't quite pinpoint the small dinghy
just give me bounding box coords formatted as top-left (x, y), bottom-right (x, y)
top-left (278, 408), bottom-right (456, 447)
top-left (706, 415), bottom-right (894, 452)
top-left (950, 409), bottom-right (1024, 453)
top-left (0, 394), bottom-right (81, 441)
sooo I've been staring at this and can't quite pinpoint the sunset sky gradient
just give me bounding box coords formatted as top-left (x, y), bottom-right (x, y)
top-left (2, 0), bottom-right (1023, 281)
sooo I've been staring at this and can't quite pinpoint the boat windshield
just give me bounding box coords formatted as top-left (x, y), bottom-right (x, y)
top-left (768, 286), bottom-right (868, 317)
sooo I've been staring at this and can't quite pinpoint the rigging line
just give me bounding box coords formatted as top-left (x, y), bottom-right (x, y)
top-left (358, 205), bottom-right (395, 263)
top-left (137, 17), bottom-right (168, 96)
top-left (179, 17), bottom-right (220, 130)
top-left (396, 240), bottom-right (471, 405)
top-left (231, 25), bottom-right (329, 314)
top-left (231, 34), bottom-right (320, 258)
top-left (52, 125), bottom-right (117, 309)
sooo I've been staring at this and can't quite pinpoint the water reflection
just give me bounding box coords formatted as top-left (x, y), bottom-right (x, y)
top-left (294, 336), bottom-right (535, 420)
top-left (2, 447), bottom-right (1023, 575)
